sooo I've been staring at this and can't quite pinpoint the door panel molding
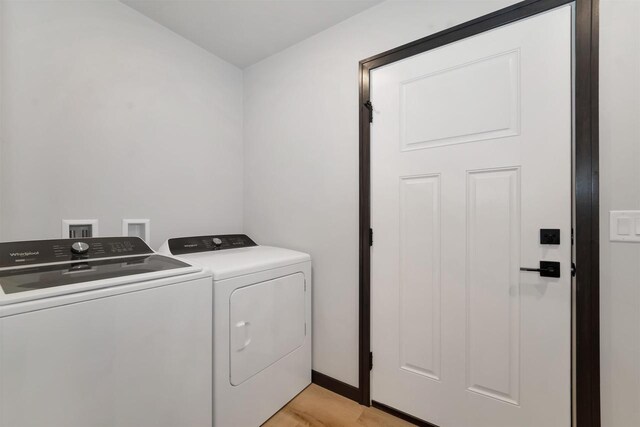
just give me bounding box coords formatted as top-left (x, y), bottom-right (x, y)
top-left (465, 167), bottom-right (521, 406)
top-left (399, 49), bottom-right (521, 151)
top-left (358, 1), bottom-right (600, 427)
top-left (399, 174), bottom-right (442, 381)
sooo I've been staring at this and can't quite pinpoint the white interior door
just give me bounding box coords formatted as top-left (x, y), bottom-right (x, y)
top-left (370, 6), bottom-right (572, 427)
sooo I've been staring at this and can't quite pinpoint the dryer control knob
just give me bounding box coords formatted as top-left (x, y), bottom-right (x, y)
top-left (212, 237), bottom-right (223, 247)
top-left (71, 241), bottom-right (90, 254)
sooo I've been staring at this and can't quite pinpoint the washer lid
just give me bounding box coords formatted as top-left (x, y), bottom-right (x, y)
top-left (173, 246), bottom-right (310, 280)
top-left (0, 254), bottom-right (190, 294)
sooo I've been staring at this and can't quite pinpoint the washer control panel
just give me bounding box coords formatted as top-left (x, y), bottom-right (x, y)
top-left (0, 237), bottom-right (153, 268)
top-left (168, 234), bottom-right (257, 255)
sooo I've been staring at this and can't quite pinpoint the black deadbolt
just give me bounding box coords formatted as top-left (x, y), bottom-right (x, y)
top-left (540, 229), bottom-right (560, 245)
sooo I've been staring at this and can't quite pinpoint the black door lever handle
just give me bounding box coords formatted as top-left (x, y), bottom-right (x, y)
top-left (520, 261), bottom-right (561, 278)
top-left (520, 267), bottom-right (547, 272)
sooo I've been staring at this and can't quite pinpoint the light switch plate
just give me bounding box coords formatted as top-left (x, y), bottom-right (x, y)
top-left (610, 211), bottom-right (640, 242)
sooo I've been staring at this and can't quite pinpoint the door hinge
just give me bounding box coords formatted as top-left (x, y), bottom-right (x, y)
top-left (364, 100), bottom-right (373, 123)
top-left (369, 352), bottom-right (373, 371)
top-left (572, 262), bottom-right (577, 277)
top-left (369, 228), bottom-right (373, 247)
top-left (571, 228), bottom-right (574, 245)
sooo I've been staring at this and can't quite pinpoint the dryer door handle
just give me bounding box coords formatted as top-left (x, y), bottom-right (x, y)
top-left (235, 321), bottom-right (251, 352)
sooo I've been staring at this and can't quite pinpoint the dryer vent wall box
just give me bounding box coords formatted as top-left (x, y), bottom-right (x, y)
top-left (122, 219), bottom-right (150, 243)
top-left (158, 234), bottom-right (312, 427)
top-left (0, 237), bottom-right (213, 427)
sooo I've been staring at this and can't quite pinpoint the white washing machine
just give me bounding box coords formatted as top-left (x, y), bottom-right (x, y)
top-left (158, 234), bottom-right (311, 427)
top-left (0, 237), bottom-right (213, 427)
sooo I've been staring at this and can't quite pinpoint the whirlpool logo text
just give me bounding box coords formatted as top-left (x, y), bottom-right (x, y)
top-left (9, 251), bottom-right (39, 257)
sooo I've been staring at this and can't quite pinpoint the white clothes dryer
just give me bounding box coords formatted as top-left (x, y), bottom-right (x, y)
top-left (159, 234), bottom-right (311, 427)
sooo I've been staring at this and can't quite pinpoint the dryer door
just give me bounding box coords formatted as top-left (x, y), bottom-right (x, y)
top-left (229, 272), bottom-right (306, 386)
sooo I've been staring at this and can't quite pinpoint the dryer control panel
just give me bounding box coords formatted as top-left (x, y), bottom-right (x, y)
top-left (168, 234), bottom-right (257, 255)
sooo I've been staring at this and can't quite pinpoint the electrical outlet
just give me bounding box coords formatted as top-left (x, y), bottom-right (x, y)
top-left (62, 219), bottom-right (98, 239)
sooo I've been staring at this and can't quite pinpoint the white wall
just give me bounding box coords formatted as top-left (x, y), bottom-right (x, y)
top-left (0, 0), bottom-right (243, 248)
top-left (243, 0), bottom-right (517, 387)
top-left (600, 1), bottom-right (640, 426)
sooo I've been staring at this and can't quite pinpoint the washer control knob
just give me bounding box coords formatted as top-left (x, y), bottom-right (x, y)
top-left (212, 237), bottom-right (223, 247)
top-left (71, 241), bottom-right (90, 254)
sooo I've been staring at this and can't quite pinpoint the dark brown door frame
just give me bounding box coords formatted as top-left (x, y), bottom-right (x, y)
top-left (358, 0), bottom-right (600, 426)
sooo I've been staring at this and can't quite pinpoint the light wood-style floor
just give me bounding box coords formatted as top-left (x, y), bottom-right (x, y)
top-left (262, 384), bottom-right (414, 427)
